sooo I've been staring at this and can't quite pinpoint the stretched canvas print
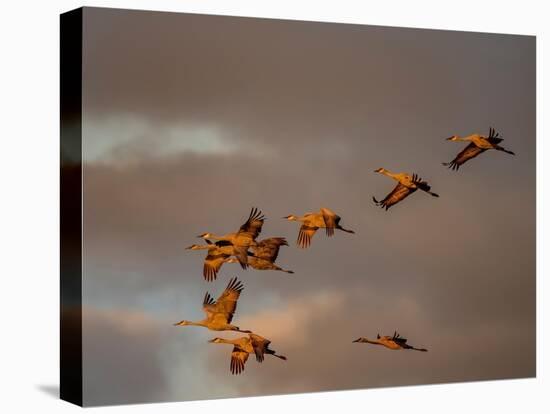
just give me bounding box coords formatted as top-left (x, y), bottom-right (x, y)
top-left (60, 7), bottom-right (536, 407)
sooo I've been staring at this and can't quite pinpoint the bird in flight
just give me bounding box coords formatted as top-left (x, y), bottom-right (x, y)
top-left (173, 277), bottom-right (251, 333)
top-left (373, 168), bottom-right (439, 210)
top-left (186, 240), bottom-right (247, 282)
top-left (209, 333), bottom-right (287, 375)
top-left (283, 207), bottom-right (355, 248)
top-left (353, 331), bottom-right (428, 352)
top-left (443, 127), bottom-right (515, 171)
top-left (226, 237), bottom-right (294, 274)
top-left (197, 207), bottom-right (265, 265)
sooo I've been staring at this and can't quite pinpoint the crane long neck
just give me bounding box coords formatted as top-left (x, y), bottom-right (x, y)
top-left (232, 326), bottom-right (252, 333)
top-left (380, 169), bottom-right (398, 180)
top-left (189, 320), bottom-right (208, 327)
top-left (195, 245), bottom-right (214, 250)
top-left (216, 338), bottom-right (239, 345)
top-left (207, 234), bottom-right (226, 241)
top-left (355, 337), bottom-right (381, 345)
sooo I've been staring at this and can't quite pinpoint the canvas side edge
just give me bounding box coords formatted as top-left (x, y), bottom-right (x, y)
top-left (60, 7), bottom-right (83, 407)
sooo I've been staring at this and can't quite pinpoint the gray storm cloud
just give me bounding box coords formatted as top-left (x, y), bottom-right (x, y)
top-left (79, 7), bottom-right (535, 405)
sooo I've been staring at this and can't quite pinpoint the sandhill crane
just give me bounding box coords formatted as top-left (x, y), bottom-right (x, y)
top-left (373, 168), bottom-right (439, 210)
top-left (226, 237), bottom-right (294, 273)
top-left (186, 240), bottom-right (247, 282)
top-left (197, 207), bottom-right (265, 264)
top-left (209, 333), bottom-right (287, 375)
top-left (443, 127), bottom-right (515, 170)
top-left (353, 331), bottom-right (428, 352)
top-left (283, 207), bottom-right (355, 248)
top-left (173, 277), bottom-right (251, 333)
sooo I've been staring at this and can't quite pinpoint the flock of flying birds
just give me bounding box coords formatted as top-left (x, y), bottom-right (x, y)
top-left (174, 127), bottom-right (515, 375)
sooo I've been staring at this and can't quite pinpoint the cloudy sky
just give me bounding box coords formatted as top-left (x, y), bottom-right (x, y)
top-left (79, 7), bottom-right (535, 406)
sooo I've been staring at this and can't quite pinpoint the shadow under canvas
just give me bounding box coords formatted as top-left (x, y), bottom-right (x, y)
top-left (37, 384), bottom-right (60, 399)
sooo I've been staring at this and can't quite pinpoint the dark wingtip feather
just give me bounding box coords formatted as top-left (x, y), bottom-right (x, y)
top-left (203, 264), bottom-right (217, 282)
top-left (203, 292), bottom-right (215, 306)
top-left (443, 161), bottom-right (459, 171)
top-left (227, 277), bottom-right (244, 294)
top-left (297, 231), bottom-right (309, 249)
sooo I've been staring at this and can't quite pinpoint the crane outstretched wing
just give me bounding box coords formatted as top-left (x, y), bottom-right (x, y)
top-left (249, 333), bottom-right (271, 363)
top-left (443, 142), bottom-right (486, 171)
top-left (251, 237), bottom-right (288, 262)
top-left (203, 252), bottom-right (229, 282)
top-left (211, 277), bottom-right (244, 324)
top-left (238, 207), bottom-right (265, 240)
top-left (203, 240), bottom-right (247, 280)
top-left (232, 246), bottom-right (250, 269)
top-left (202, 292), bottom-right (216, 319)
top-left (320, 207), bottom-right (339, 237)
top-left (230, 347), bottom-right (249, 375)
top-left (373, 183), bottom-right (415, 210)
top-left (297, 225), bottom-right (318, 248)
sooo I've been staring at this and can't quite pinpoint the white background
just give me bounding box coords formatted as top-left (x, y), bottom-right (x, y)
top-left (0, 0), bottom-right (547, 412)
